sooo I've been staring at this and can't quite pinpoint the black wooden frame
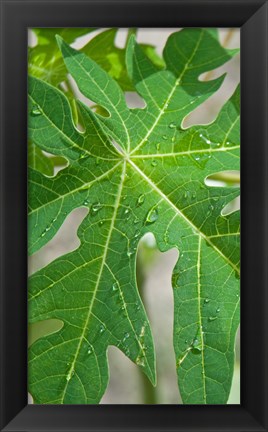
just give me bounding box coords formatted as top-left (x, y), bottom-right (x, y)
top-left (0, 0), bottom-right (267, 431)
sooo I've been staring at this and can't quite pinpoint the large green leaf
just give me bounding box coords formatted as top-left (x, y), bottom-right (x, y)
top-left (28, 28), bottom-right (240, 404)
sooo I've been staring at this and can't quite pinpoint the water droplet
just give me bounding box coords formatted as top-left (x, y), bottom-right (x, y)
top-left (136, 356), bottom-right (145, 367)
top-left (183, 190), bottom-right (190, 199)
top-left (135, 301), bottom-right (141, 311)
top-left (164, 102), bottom-right (169, 109)
top-left (134, 217), bottom-right (140, 224)
top-left (162, 135), bottom-right (168, 140)
top-left (127, 247), bottom-right (136, 257)
top-left (90, 202), bottom-right (103, 215)
top-left (185, 339), bottom-right (188, 344)
top-left (66, 369), bottom-right (74, 381)
top-left (136, 194), bottom-right (145, 207)
top-left (191, 334), bottom-right (202, 354)
top-left (112, 282), bottom-right (119, 292)
top-left (151, 160), bottom-right (158, 167)
top-left (124, 208), bottom-right (130, 219)
top-left (83, 199), bottom-right (89, 206)
top-left (121, 305), bottom-right (127, 316)
top-left (206, 204), bottom-right (214, 217)
top-left (31, 105), bottom-right (42, 116)
top-left (99, 324), bottom-right (106, 334)
top-left (208, 316), bottom-right (218, 322)
top-left (87, 347), bottom-right (92, 355)
top-left (192, 338), bottom-right (198, 346)
top-left (226, 141), bottom-right (231, 147)
top-left (134, 229), bottom-right (140, 238)
top-left (192, 192), bottom-right (196, 199)
top-left (145, 206), bottom-right (158, 224)
top-left (216, 307), bottom-right (221, 313)
top-left (193, 152), bottom-right (211, 169)
top-left (169, 122), bottom-right (176, 129)
top-left (99, 220), bottom-right (104, 227)
top-left (199, 133), bottom-right (211, 145)
top-left (122, 195), bottom-right (127, 201)
top-left (123, 332), bottom-right (130, 342)
top-left (204, 298), bottom-right (210, 304)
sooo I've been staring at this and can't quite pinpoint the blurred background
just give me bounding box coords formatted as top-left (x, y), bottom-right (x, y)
top-left (28, 28), bottom-right (240, 404)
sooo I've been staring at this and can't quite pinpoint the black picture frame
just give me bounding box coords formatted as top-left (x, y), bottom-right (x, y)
top-left (0, 0), bottom-right (267, 430)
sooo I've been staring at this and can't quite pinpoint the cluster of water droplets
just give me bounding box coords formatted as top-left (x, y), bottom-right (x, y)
top-left (40, 216), bottom-right (57, 238)
top-left (135, 323), bottom-right (147, 367)
top-left (199, 133), bottom-right (221, 148)
top-left (111, 281), bottom-right (128, 317)
top-left (182, 190), bottom-right (197, 201)
top-left (203, 298), bottom-right (221, 322)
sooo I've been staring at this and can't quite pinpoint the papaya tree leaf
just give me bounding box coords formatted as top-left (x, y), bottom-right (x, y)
top-left (28, 28), bottom-right (240, 404)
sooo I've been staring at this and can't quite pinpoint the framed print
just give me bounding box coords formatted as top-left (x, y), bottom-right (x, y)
top-left (0, 0), bottom-right (267, 431)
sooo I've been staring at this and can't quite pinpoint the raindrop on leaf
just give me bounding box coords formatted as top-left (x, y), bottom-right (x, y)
top-left (31, 105), bottom-right (42, 116)
top-left (145, 206), bottom-right (158, 224)
top-left (112, 282), bottom-right (119, 292)
top-left (208, 316), bottom-right (218, 322)
top-left (99, 324), bottom-right (106, 334)
top-left (90, 203), bottom-right (103, 215)
top-left (136, 194), bottom-right (145, 207)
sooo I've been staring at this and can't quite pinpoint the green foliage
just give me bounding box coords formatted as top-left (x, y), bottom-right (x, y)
top-left (28, 28), bottom-right (240, 404)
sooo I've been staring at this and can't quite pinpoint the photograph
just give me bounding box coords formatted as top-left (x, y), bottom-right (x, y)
top-left (27, 27), bottom-right (240, 405)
